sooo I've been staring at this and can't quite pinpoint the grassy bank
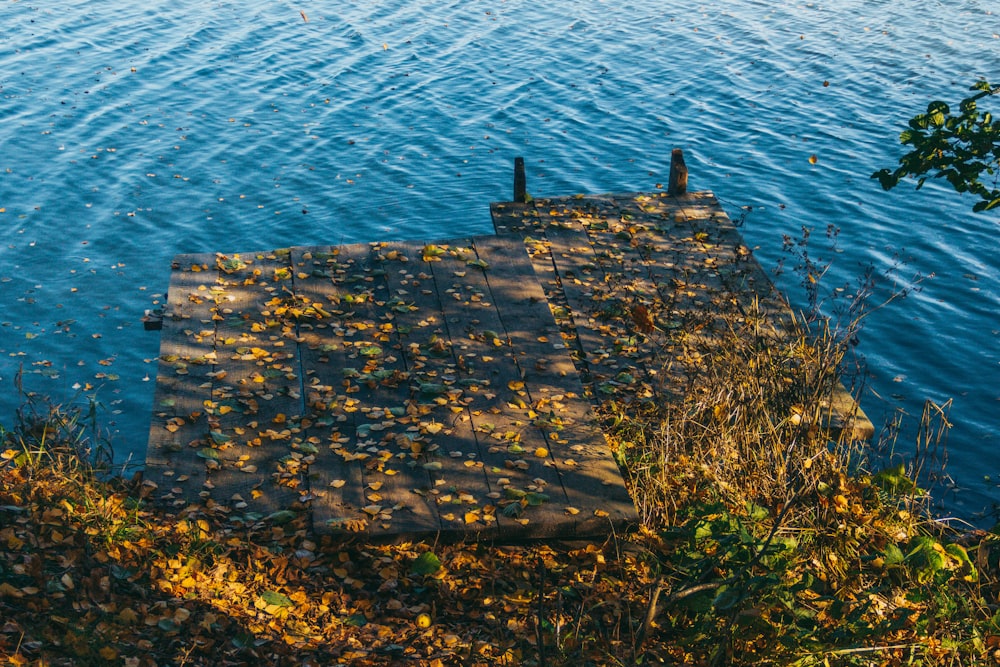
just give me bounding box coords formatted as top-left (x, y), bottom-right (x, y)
top-left (2, 304), bottom-right (999, 666)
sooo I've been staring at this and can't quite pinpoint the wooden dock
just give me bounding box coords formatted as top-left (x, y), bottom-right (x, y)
top-left (145, 236), bottom-right (638, 540)
top-left (145, 177), bottom-right (872, 542)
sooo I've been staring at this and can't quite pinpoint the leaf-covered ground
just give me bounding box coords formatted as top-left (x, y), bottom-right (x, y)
top-left (3, 431), bottom-right (1000, 666)
top-left (0, 458), bottom-right (668, 666)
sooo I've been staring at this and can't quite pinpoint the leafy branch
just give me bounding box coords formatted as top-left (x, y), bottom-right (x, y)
top-left (873, 80), bottom-right (1000, 212)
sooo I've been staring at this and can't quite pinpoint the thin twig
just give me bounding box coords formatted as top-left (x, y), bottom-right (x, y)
top-left (537, 557), bottom-right (547, 667)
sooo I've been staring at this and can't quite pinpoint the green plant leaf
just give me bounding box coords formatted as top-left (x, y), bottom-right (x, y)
top-left (411, 551), bottom-right (442, 576)
top-left (260, 590), bottom-right (294, 608)
top-left (525, 492), bottom-right (549, 506)
top-left (906, 536), bottom-right (947, 583)
top-left (713, 587), bottom-right (742, 611)
top-left (883, 542), bottom-right (905, 567)
top-left (209, 430), bottom-right (230, 446)
top-left (874, 80), bottom-right (1000, 213)
top-left (267, 510), bottom-right (297, 525)
top-left (157, 618), bottom-right (179, 632)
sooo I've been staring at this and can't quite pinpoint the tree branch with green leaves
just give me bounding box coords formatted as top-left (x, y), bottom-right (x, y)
top-left (873, 80), bottom-right (1000, 212)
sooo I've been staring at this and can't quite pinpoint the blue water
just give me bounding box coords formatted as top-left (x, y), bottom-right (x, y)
top-left (2, 0), bottom-right (998, 520)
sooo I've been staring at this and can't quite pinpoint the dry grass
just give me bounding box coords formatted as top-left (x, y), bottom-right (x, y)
top-left (624, 297), bottom-right (855, 527)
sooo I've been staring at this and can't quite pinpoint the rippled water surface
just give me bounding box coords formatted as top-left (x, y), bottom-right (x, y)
top-left (2, 0), bottom-right (998, 519)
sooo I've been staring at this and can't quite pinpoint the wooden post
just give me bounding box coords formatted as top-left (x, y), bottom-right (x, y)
top-left (142, 308), bottom-right (164, 331)
top-left (513, 156), bottom-right (527, 203)
top-left (667, 148), bottom-right (688, 196)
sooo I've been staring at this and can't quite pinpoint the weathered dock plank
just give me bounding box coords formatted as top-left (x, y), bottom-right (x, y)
top-left (146, 251), bottom-right (307, 518)
top-left (375, 241), bottom-right (489, 537)
top-left (146, 254), bottom-right (220, 507)
top-left (145, 237), bottom-right (639, 541)
top-left (474, 235), bottom-right (637, 535)
top-left (209, 250), bottom-right (305, 516)
top-left (418, 239), bottom-right (557, 538)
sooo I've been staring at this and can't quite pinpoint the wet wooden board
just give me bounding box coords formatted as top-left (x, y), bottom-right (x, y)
top-left (145, 237), bottom-right (639, 540)
top-left (491, 191), bottom-right (874, 441)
